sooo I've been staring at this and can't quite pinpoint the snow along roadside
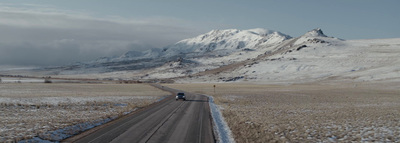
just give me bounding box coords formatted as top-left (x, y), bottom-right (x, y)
top-left (206, 95), bottom-right (236, 143)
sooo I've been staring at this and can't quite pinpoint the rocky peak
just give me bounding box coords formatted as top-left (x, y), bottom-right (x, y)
top-left (304, 28), bottom-right (327, 37)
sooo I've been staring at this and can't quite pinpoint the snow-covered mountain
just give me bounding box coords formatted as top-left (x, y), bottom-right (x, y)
top-left (160, 28), bottom-right (291, 58)
top-left (47, 28), bottom-right (291, 75)
top-left (92, 28), bottom-right (290, 64)
top-left (177, 29), bottom-right (400, 83)
top-left (17, 28), bottom-right (399, 83)
top-left (303, 28), bottom-right (327, 37)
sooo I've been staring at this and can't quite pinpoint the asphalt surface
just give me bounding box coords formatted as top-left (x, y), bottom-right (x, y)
top-left (71, 84), bottom-right (215, 143)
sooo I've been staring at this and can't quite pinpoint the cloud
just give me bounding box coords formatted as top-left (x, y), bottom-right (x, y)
top-left (0, 4), bottom-right (202, 66)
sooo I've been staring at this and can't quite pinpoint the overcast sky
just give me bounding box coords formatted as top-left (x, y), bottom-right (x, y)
top-left (0, 0), bottom-right (399, 66)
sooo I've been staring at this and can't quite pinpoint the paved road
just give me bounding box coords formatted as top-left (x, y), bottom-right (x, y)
top-left (71, 84), bottom-right (215, 143)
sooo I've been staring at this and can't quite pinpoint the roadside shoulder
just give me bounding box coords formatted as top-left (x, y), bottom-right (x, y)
top-left (205, 95), bottom-right (236, 143)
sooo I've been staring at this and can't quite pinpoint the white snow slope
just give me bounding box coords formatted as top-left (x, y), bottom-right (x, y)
top-left (176, 29), bottom-right (400, 83)
top-left (161, 28), bottom-right (290, 58)
top-left (137, 29), bottom-right (292, 80)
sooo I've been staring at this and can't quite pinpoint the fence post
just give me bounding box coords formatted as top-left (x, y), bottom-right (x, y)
top-left (213, 85), bottom-right (216, 94)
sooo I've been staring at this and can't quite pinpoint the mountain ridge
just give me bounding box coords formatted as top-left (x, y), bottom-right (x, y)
top-left (8, 28), bottom-right (398, 83)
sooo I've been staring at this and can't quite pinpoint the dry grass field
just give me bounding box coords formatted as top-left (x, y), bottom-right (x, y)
top-left (165, 82), bottom-right (400, 142)
top-left (0, 83), bottom-right (169, 142)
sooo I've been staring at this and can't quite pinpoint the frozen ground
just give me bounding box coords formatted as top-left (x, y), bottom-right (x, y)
top-left (165, 82), bottom-right (400, 142)
top-left (0, 83), bottom-right (168, 142)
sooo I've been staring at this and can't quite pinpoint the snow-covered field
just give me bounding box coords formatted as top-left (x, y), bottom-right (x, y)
top-left (165, 82), bottom-right (400, 142)
top-left (0, 83), bottom-right (169, 142)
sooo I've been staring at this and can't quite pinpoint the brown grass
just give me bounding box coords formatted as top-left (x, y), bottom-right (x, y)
top-left (164, 82), bottom-right (400, 142)
top-left (0, 83), bottom-right (169, 142)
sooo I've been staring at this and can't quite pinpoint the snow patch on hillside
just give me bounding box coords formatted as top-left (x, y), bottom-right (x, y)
top-left (194, 37), bottom-right (400, 83)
